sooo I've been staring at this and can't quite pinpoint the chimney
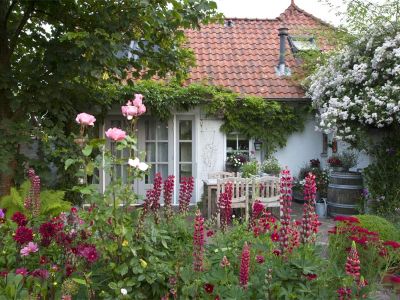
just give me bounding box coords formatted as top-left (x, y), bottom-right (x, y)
top-left (278, 27), bottom-right (289, 75)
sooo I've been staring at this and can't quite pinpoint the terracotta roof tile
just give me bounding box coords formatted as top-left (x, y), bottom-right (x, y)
top-left (184, 3), bottom-right (331, 99)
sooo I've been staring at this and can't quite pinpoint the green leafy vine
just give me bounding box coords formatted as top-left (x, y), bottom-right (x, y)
top-left (106, 80), bottom-right (308, 155)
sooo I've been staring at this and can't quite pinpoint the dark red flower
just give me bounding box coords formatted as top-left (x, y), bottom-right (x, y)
top-left (15, 268), bottom-right (28, 276)
top-left (65, 264), bottom-right (74, 277)
top-left (383, 240), bottom-right (400, 249)
top-left (40, 256), bottom-right (48, 265)
top-left (0, 271), bottom-right (8, 277)
top-left (337, 287), bottom-right (352, 300)
top-left (390, 275), bottom-right (400, 283)
top-left (204, 283), bottom-right (214, 294)
top-left (206, 230), bottom-right (214, 237)
top-left (256, 255), bottom-right (265, 264)
top-left (333, 216), bottom-right (359, 223)
top-left (31, 269), bottom-right (49, 280)
top-left (77, 244), bottom-right (99, 263)
top-left (215, 296), bottom-right (220, 300)
top-left (270, 230), bottom-right (279, 242)
top-left (304, 273), bottom-right (317, 281)
top-left (11, 212), bottom-right (27, 226)
top-left (13, 226), bottom-right (33, 244)
top-left (272, 249), bottom-right (281, 256)
top-left (239, 242), bottom-right (250, 288)
top-left (39, 222), bottom-right (58, 240)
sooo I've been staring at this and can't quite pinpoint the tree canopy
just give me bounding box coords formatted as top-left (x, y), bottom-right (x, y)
top-left (0, 0), bottom-right (221, 193)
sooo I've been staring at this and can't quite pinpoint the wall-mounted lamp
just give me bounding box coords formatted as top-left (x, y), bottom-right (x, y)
top-left (254, 139), bottom-right (263, 151)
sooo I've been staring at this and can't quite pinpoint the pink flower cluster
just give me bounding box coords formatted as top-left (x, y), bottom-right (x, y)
top-left (345, 241), bottom-right (361, 280)
top-left (239, 242), bottom-right (250, 288)
top-left (20, 242), bottom-right (39, 256)
top-left (121, 94), bottom-right (146, 120)
top-left (193, 210), bottom-right (204, 272)
top-left (300, 172), bottom-right (320, 244)
top-left (178, 176), bottom-right (194, 214)
top-left (105, 127), bottom-right (126, 141)
top-left (218, 182), bottom-right (233, 231)
top-left (279, 168), bottom-right (293, 253)
top-left (75, 113), bottom-right (96, 126)
top-left (163, 175), bottom-right (175, 221)
top-left (24, 168), bottom-right (41, 216)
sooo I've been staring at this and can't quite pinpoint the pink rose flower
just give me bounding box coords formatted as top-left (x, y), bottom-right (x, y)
top-left (121, 105), bottom-right (138, 120)
top-left (132, 94), bottom-right (143, 106)
top-left (105, 128), bottom-right (126, 141)
top-left (20, 242), bottom-right (39, 256)
top-left (75, 113), bottom-right (96, 126)
top-left (137, 104), bottom-right (146, 115)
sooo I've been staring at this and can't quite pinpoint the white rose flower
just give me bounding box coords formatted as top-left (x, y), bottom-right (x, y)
top-left (128, 158), bottom-right (140, 168)
top-left (138, 162), bottom-right (149, 171)
top-left (121, 288), bottom-right (128, 295)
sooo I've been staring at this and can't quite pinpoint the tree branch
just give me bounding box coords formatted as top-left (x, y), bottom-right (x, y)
top-left (9, 0), bottom-right (35, 53)
top-left (5, 0), bottom-right (17, 25)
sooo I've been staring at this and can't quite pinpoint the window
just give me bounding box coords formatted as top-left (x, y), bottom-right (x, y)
top-left (178, 120), bottom-right (193, 181)
top-left (322, 133), bottom-right (328, 156)
top-left (288, 36), bottom-right (318, 53)
top-left (226, 133), bottom-right (250, 157)
top-left (144, 120), bottom-right (169, 183)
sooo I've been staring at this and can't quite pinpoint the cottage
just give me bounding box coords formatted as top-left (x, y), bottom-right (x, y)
top-left (99, 2), bottom-right (366, 203)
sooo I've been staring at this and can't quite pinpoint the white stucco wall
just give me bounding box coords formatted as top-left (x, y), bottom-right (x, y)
top-left (274, 117), bottom-right (323, 178)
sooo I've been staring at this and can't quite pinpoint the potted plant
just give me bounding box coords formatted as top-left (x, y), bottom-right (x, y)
top-left (340, 151), bottom-right (358, 171)
top-left (226, 152), bottom-right (248, 173)
top-left (240, 161), bottom-right (259, 178)
top-left (261, 156), bottom-right (281, 176)
top-left (327, 155), bottom-right (343, 171)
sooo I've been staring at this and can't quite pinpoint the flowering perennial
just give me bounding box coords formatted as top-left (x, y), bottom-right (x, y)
top-left (193, 210), bottom-right (204, 272)
top-left (218, 182), bottom-right (233, 231)
top-left (300, 173), bottom-right (319, 244)
top-left (121, 94), bottom-right (146, 120)
top-left (163, 175), bottom-right (175, 221)
top-left (278, 168), bottom-right (293, 253)
top-left (345, 241), bottom-right (361, 281)
top-left (239, 242), bottom-right (250, 288)
top-left (178, 176), bottom-right (194, 214)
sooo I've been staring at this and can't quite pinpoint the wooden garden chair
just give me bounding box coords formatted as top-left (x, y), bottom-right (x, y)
top-left (251, 176), bottom-right (281, 217)
top-left (216, 177), bottom-right (250, 226)
top-left (208, 171), bottom-right (235, 179)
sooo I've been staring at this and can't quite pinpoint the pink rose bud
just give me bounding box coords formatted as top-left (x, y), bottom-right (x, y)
top-left (105, 128), bottom-right (126, 141)
top-left (75, 113), bottom-right (96, 126)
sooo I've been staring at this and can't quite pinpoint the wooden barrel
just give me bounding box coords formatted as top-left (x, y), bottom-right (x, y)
top-left (327, 172), bottom-right (363, 216)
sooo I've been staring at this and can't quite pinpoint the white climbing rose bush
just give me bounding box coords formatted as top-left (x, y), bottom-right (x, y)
top-left (308, 25), bottom-right (400, 142)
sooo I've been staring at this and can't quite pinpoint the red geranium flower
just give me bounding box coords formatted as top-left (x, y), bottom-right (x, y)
top-left (204, 283), bottom-right (214, 294)
top-left (383, 240), bottom-right (400, 249)
top-left (270, 230), bottom-right (279, 242)
top-left (11, 212), bottom-right (27, 226)
top-left (304, 273), bottom-right (317, 281)
top-left (13, 226), bottom-right (33, 244)
top-left (390, 275), bottom-right (400, 283)
top-left (333, 215), bottom-right (359, 223)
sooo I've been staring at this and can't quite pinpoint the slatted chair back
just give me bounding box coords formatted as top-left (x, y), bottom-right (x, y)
top-left (252, 176), bottom-right (281, 215)
top-left (216, 177), bottom-right (250, 224)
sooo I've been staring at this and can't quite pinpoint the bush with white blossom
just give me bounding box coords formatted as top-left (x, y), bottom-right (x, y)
top-left (308, 25), bottom-right (400, 142)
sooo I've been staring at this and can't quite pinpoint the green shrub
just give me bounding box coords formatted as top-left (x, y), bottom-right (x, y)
top-left (240, 161), bottom-right (259, 178)
top-left (357, 214), bottom-right (400, 241)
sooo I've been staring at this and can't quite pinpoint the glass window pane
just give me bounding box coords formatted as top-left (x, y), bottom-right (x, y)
top-left (179, 142), bottom-right (192, 162)
top-left (145, 120), bottom-right (156, 140)
top-left (179, 120), bottom-right (192, 140)
top-left (145, 167), bottom-right (155, 184)
top-left (238, 139), bottom-right (249, 151)
top-left (158, 164), bottom-right (169, 180)
top-left (115, 165), bottom-right (122, 180)
top-left (179, 164), bottom-right (192, 180)
top-left (111, 120), bottom-right (122, 128)
top-left (145, 142), bottom-right (156, 162)
top-left (158, 142), bottom-right (168, 162)
top-left (157, 122), bottom-right (168, 140)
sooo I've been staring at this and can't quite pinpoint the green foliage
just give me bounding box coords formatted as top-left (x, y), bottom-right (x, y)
top-left (364, 130), bottom-right (400, 216)
top-left (357, 215), bottom-right (400, 241)
top-left (0, 180), bottom-right (71, 218)
top-left (240, 161), bottom-right (259, 178)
